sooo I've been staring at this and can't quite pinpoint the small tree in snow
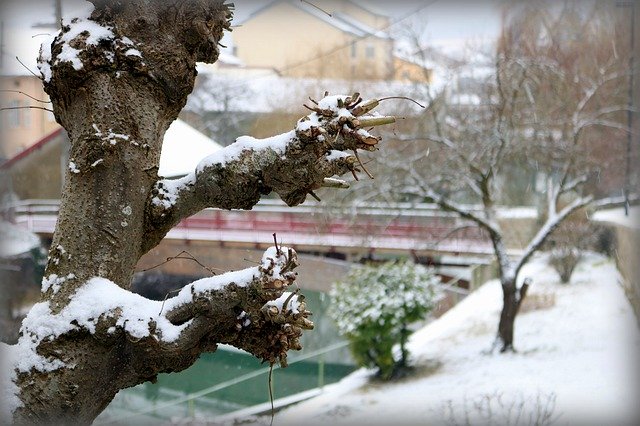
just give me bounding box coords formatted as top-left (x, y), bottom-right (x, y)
top-left (330, 260), bottom-right (441, 379)
top-left (373, 1), bottom-right (633, 352)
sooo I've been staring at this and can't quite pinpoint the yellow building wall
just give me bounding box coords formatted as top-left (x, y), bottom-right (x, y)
top-left (233, 2), bottom-right (392, 80)
top-left (393, 57), bottom-right (433, 83)
top-left (0, 76), bottom-right (61, 159)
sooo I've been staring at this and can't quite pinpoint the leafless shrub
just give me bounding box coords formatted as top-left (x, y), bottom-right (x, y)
top-left (443, 391), bottom-right (559, 426)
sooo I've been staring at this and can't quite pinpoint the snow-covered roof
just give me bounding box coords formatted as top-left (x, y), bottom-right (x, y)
top-left (0, 221), bottom-right (40, 258)
top-left (159, 120), bottom-right (223, 178)
top-left (347, 0), bottom-right (389, 18)
top-left (393, 49), bottom-right (437, 71)
top-left (1, 119), bottom-right (220, 179)
top-left (236, 0), bottom-right (390, 40)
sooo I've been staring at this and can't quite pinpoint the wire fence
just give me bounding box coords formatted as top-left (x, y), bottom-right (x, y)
top-left (95, 341), bottom-right (351, 425)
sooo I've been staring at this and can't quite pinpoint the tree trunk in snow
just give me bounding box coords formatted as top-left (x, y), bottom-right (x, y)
top-left (497, 279), bottom-right (518, 352)
top-left (497, 277), bottom-right (530, 352)
top-left (2, 1), bottom-right (395, 424)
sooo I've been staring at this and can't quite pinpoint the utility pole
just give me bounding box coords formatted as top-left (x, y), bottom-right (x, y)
top-left (618, 1), bottom-right (636, 216)
top-left (55, 0), bottom-right (63, 29)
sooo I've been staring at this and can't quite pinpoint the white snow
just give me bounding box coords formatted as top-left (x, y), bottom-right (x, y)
top-left (265, 292), bottom-right (301, 315)
top-left (325, 150), bottom-right (352, 161)
top-left (124, 48), bottom-right (142, 57)
top-left (0, 221), bottom-right (40, 258)
top-left (196, 131), bottom-right (295, 173)
top-left (592, 206), bottom-right (639, 230)
top-left (37, 34), bottom-right (55, 82)
top-left (68, 161), bottom-right (80, 174)
top-left (41, 273), bottom-right (75, 294)
top-left (151, 174), bottom-right (194, 209)
top-left (36, 4), bottom-right (116, 81)
top-left (158, 120), bottom-right (223, 178)
top-left (243, 253), bottom-right (640, 426)
top-left (92, 124), bottom-right (130, 145)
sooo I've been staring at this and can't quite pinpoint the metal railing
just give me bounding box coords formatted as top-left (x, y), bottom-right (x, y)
top-left (95, 341), bottom-right (351, 425)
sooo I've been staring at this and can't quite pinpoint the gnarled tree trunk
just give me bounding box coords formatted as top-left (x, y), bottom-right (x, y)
top-left (1, 1), bottom-right (395, 424)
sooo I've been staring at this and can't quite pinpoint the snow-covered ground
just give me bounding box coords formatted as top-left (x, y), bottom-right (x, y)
top-left (234, 253), bottom-right (639, 426)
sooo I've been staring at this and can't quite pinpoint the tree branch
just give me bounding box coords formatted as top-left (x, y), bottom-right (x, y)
top-left (21, 246), bottom-right (313, 385)
top-left (143, 94), bottom-right (395, 252)
top-left (514, 195), bottom-right (594, 277)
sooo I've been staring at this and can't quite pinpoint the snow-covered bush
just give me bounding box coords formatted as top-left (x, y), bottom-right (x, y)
top-left (544, 214), bottom-right (598, 283)
top-left (329, 260), bottom-right (442, 379)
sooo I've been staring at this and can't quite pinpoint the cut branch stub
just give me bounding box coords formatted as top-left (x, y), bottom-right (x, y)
top-left (296, 93), bottom-right (396, 153)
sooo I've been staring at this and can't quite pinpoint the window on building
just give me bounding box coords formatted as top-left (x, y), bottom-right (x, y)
top-left (365, 44), bottom-right (375, 59)
top-left (21, 103), bottom-right (32, 128)
top-left (7, 100), bottom-right (20, 128)
top-left (350, 43), bottom-right (357, 58)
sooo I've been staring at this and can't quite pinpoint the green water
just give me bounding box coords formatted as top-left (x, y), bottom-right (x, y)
top-left (95, 290), bottom-right (355, 424)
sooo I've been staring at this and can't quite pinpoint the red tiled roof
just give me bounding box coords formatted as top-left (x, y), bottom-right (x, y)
top-left (1, 127), bottom-right (65, 170)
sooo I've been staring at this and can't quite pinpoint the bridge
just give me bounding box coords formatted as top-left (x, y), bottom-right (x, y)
top-left (8, 199), bottom-right (497, 258)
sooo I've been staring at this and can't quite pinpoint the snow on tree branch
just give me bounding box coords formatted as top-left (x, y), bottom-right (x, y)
top-left (144, 93), bottom-right (395, 249)
top-left (514, 195), bottom-right (593, 277)
top-left (1, 245), bottom-right (310, 416)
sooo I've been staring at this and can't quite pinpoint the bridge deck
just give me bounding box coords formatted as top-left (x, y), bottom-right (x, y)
top-left (9, 199), bottom-right (496, 255)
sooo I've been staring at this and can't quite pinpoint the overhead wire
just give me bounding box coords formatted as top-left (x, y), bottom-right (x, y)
top-left (208, 0), bottom-right (440, 91)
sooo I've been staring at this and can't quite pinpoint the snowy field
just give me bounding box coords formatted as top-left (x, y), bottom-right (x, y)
top-left (232, 253), bottom-right (639, 426)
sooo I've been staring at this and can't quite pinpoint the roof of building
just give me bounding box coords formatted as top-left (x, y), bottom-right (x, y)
top-left (346, 0), bottom-right (389, 18)
top-left (159, 119), bottom-right (223, 177)
top-left (1, 120), bottom-right (222, 178)
top-left (0, 128), bottom-right (66, 170)
top-left (236, 0), bottom-right (390, 39)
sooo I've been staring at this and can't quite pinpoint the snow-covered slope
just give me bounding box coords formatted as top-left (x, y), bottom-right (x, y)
top-left (244, 254), bottom-right (639, 426)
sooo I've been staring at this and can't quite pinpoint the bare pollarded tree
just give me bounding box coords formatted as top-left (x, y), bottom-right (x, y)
top-left (0, 1), bottom-right (396, 424)
top-left (378, 1), bottom-right (634, 352)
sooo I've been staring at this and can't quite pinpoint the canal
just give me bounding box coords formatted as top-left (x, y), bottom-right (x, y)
top-left (94, 290), bottom-right (356, 425)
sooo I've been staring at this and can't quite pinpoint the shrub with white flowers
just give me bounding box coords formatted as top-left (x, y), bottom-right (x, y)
top-left (329, 260), bottom-right (442, 379)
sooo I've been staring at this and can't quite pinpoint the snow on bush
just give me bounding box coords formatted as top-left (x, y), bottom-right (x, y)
top-left (330, 260), bottom-right (442, 379)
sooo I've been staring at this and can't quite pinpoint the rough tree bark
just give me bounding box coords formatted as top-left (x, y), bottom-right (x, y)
top-left (0, 1), bottom-right (395, 424)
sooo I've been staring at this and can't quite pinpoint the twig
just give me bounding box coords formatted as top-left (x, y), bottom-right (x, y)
top-left (282, 289), bottom-right (299, 312)
top-left (378, 96), bottom-right (426, 109)
top-left (15, 56), bottom-right (41, 79)
top-left (308, 190), bottom-right (322, 202)
top-left (357, 116), bottom-right (396, 127)
top-left (268, 363), bottom-right (275, 426)
top-left (0, 90), bottom-right (51, 103)
top-left (353, 150), bottom-right (374, 179)
top-left (322, 177), bottom-right (349, 189)
top-left (137, 250), bottom-right (220, 275)
top-left (301, 0), bottom-right (332, 17)
top-left (158, 288), bottom-right (183, 315)
top-left (1, 106), bottom-right (54, 113)
top-left (273, 233), bottom-right (281, 256)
